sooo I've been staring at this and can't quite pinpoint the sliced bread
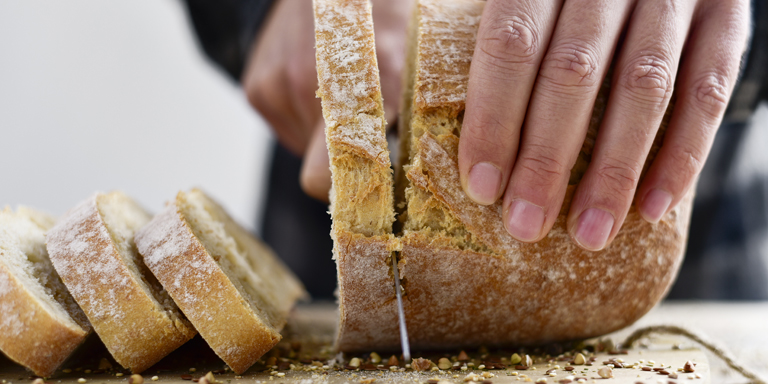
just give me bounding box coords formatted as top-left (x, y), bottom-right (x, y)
top-left (313, 0), bottom-right (402, 351)
top-left (0, 206), bottom-right (90, 377)
top-left (46, 192), bottom-right (196, 373)
top-left (134, 189), bottom-right (307, 374)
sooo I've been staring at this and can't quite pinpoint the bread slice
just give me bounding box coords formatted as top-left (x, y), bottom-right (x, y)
top-left (134, 189), bottom-right (307, 374)
top-left (313, 0), bottom-right (402, 351)
top-left (316, 0), bottom-right (694, 350)
top-left (0, 207), bottom-right (90, 377)
top-left (46, 192), bottom-right (196, 373)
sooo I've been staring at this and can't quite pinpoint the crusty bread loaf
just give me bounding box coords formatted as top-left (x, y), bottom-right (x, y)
top-left (317, 0), bottom-right (693, 350)
top-left (0, 207), bottom-right (91, 377)
top-left (46, 192), bottom-right (196, 373)
top-left (134, 189), bottom-right (307, 374)
top-left (313, 0), bottom-right (402, 351)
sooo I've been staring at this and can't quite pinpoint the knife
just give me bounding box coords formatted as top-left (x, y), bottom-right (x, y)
top-left (392, 252), bottom-right (411, 362)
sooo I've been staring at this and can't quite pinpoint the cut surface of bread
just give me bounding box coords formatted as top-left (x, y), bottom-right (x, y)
top-left (0, 206), bottom-right (90, 377)
top-left (134, 189), bottom-right (307, 374)
top-left (46, 192), bottom-right (196, 373)
top-left (314, 0), bottom-right (402, 351)
top-left (316, 0), bottom-right (694, 350)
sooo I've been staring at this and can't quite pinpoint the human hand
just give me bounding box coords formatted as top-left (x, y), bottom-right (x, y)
top-left (458, 0), bottom-right (750, 251)
top-left (243, 0), bottom-right (411, 202)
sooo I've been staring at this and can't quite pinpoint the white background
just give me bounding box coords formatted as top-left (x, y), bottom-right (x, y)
top-left (0, 0), bottom-right (272, 232)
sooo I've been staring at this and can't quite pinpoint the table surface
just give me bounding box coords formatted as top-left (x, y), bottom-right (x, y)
top-left (2, 301), bottom-right (766, 384)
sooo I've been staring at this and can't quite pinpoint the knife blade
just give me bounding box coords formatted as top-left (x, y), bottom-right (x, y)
top-left (392, 252), bottom-right (411, 362)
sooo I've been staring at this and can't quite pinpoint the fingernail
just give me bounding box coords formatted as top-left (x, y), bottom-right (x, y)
top-left (641, 189), bottom-right (673, 223)
top-left (466, 162), bottom-right (501, 205)
top-left (573, 208), bottom-right (614, 251)
top-left (505, 199), bottom-right (545, 242)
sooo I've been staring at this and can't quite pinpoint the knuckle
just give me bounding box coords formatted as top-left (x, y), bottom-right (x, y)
top-left (691, 71), bottom-right (730, 119)
top-left (538, 40), bottom-right (601, 91)
top-left (664, 144), bottom-right (705, 184)
top-left (517, 142), bottom-right (568, 186)
top-left (595, 155), bottom-right (641, 196)
top-left (286, 60), bottom-right (317, 98)
top-left (244, 72), bottom-right (276, 112)
top-left (478, 15), bottom-right (540, 67)
top-left (619, 52), bottom-right (675, 107)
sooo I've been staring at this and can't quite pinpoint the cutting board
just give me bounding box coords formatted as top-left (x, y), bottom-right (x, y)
top-left (0, 304), bottom-right (710, 384)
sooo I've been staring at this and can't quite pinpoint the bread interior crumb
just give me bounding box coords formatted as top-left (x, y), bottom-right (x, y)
top-left (97, 192), bottom-right (189, 329)
top-left (176, 189), bottom-right (289, 332)
top-left (0, 207), bottom-right (88, 333)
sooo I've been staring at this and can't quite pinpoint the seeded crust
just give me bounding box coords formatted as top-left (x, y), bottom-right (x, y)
top-left (46, 193), bottom-right (196, 373)
top-left (314, 0), bottom-right (401, 350)
top-left (134, 190), bottom-right (306, 374)
top-left (396, 0), bottom-right (692, 347)
top-left (0, 207), bottom-right (91, 377)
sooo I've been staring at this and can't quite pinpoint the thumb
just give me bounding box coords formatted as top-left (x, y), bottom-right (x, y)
top-left (300, 121), bottom-right (332, 203)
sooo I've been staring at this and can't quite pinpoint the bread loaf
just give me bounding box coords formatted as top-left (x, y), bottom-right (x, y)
top-left (46, 192), bottom-right (196, 373)
top-left (134, 189), bottom-right (307, 373)
top-left (316, 0), bottom-right (693, 350)
top-left (0, 207), bottom-right (90, 377)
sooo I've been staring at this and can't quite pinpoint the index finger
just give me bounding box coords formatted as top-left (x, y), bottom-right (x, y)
top-left (458, 0), bottom-right (562, 205)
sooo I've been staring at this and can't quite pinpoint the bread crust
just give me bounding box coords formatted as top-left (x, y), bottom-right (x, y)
top-left (0, 264), bottom-right (89, 377)
top-left (46, 195), bottom-right (196, 373)
top-left (334, 231), bottom-right (400, 351)
top-left (400, 134), bottom-right (692, 347)
top-left (134, 201), bottom-right (280, 374)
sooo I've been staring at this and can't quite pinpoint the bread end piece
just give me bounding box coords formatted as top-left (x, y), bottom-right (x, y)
top-left (0, 206), bottom-right (90, 377)
top-left (135, 189), bottom-right (306, 374)
top-left (46, 192), bottom-right (195, 373)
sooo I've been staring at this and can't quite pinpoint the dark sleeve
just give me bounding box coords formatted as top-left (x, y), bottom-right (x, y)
top-left (726, 0), bottom-right (768, 120)
top-left (181, 0), bottom-right (276, 82)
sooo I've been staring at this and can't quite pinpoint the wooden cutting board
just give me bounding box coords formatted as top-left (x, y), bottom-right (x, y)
top-left (0, 304), bottom-right (710, 384)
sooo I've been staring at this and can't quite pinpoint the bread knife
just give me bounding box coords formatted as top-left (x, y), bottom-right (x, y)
top-left (392, 253), bottom-right (411, 362)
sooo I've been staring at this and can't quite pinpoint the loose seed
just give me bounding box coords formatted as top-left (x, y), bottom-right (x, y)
top-left (151, 377), bottom-right (159, 381)
top-left (597, 367), bottom-right (612, 379)
top-left (77, 379), bottom-right (86, 383)
top-left (116, 373), bottom-right (124, 377)
top-left (370, 352), bottom-right (381, 364)
top-left (349, 358), bottom-right (362, 368)
top-left (572, 354), bottom-right (586, 365)
top-left (458, 351), bottom-right (470, 362)
top-left (683, 361), bottom-right (696, 373)
top-left (129, 375), bottom-right (144, 384)
top-left (438, 358), bottom-right (452, 370)
top-left (510, 353), bottom-right (522, 365)
top-left (63, 369), bottom-right (73, 374)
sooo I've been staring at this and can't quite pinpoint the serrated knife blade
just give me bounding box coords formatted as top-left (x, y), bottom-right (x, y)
top-left (392, 252), bottom-right (411, 362)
